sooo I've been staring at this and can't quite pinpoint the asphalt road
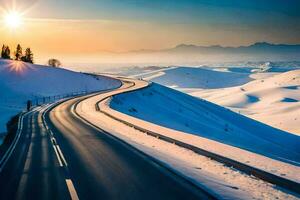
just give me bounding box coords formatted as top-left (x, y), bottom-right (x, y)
top-left (0, 107), bottom-right (70, 200)
top-left (0, 93), bottom-right (215, 200)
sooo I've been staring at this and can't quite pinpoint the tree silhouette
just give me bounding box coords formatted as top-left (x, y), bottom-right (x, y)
top-left (5, 47), bottom-right (11, 59)
top-left (21, 48), bottom-right (34, 63)
top-left (1, 45), bottom-right (5, 58)
top-left (15, 44), bottom-right (22, 61)
top-left (1, 44), bottom-right (34, 63)
top-left (1, 45), bottom-right (11, 59)
top-left (48, 59), bottom-right (61, 67)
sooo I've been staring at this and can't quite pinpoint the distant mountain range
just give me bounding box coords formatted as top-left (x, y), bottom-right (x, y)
top-left (127, 42), bottom-right (300, 62)
top-left (132, 42), bottom-right (300, 54)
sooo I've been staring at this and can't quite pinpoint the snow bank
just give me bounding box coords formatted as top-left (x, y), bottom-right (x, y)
top-left (0, 59), bottom-right (121, 137)
top-left (110, 83), bottom-right (300, 165)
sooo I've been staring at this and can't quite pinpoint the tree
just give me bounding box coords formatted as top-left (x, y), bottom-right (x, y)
top-left (21, 48), bottom-right (34, 63)
top-left (1, 45), bottom-right (5, 58)
top-left (48, 59), bottom-right (61, 67)
top-left (5, 46), bottom-right (10, 59)
top-left (5, 46), bottom-right (11, 59)
top-left (2, 44), bottom-right (34, 63)
top-left (15, 44), bottom-right (22, 61)
top-left (1, 45), bottom-right (11, 59)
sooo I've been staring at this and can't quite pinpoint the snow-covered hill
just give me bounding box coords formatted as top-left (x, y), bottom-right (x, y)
top-left (191, 69), bottom-right (300, 135)
top-left (0, 59), bottom-right (121, 138)
top-left (140, 66), bottom-right (252, 89)
top-left (110, 83), bottom-right (300, 165)
top-left (134, 64), bottom-right (300, 135)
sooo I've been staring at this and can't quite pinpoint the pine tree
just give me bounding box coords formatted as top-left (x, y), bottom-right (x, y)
top-left (24, 48), bottom-right (34, 63)
top-left (5, 46), bottom-right (11, 59)
top-left (1, 45), bottom-right (11, 59)
top-left (1, 45), bottom-right (5, 58)
top-left (15, 44), bottom-right (22, 61)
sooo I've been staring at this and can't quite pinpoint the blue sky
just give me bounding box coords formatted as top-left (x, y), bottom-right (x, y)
top-left (1, 0), bottom-right (299, 60)
top-left (30, 0), bottom-right (300, 42)
top-left (31, 0), bottom-right (300, 21)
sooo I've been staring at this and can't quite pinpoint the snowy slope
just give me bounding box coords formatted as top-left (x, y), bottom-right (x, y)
top-left (142, 66), bottom-right (252, 89)
top-left (77, 79), bottom-right (299, 199)
top-left (191, 69), bottom-right (300, 135)
top-left (135, 65), bottom-right (300, 135)
top-left (110, 83), bottom-right (300, 165)
top-left (0, 59), bottom-right (121, 137)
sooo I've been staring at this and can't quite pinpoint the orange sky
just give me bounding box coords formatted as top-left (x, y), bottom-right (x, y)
top-left (0, 0), bottom-right (299, 64)
top-left (2, 18), bottom-right (298, 63)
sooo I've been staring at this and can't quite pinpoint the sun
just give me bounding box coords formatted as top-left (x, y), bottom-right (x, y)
top-left (4, 11), bottom-right (22, 28)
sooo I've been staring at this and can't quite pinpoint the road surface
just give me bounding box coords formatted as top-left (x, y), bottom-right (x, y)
top-left (0, 84), bottom-right (215, 200)
top-left (0, 107), bottom-right (70, 200)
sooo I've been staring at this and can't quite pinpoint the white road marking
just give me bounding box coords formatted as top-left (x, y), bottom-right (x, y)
top-left (56, 145), bottom-right (68, 167)
top-left (42, 102), bottom-right (80, 199)
top-left (52, 144), bottom-right (63, 167)
top-left (66, 179), bottom-right (79, 200)
top-left (24, 143), bottom-right (33, 171)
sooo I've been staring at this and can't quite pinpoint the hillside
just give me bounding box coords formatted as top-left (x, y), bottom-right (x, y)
top-left (192, 69), bottom-right (300, 135)
top-left (140, 66), bottom-right (252, 89)
top-left (110, 83), bottom-right (300, 165)
top-left (0, 59), bottom-right (121, 138)
top-left (136, 64), bottom-right (300, 135)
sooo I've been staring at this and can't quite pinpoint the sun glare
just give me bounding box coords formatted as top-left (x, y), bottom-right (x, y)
top-left (8, 60), bottom-right (27, 74)
top-left (4, 11), bottom-right (22, 28)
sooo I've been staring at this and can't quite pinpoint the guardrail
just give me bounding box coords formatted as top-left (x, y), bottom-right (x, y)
top-left (0, 73), bottom-right (123, 175)
top-left (0, 88), bottom-right (105, 174)
top-left (95, 80), bottom-right (300, 196)
top-left (0, 91), bottom-right (97, 114)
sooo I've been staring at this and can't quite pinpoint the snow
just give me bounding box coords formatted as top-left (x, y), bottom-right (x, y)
top-left (190, 69), bottom-right (300, 136)
top-left (110, 83), bottom-right (300, 165)
top-left (138, 66), bottom-right (252, 89)
top-left (134, 65), bottom-right (300, 135)
top-left (76, 78), bottom-right (300, 199)
top-left (0, 59), bottom-right (121, 141)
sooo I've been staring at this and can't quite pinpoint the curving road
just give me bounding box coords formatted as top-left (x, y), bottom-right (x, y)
top-left (0, 80), bottom-right (215, 200)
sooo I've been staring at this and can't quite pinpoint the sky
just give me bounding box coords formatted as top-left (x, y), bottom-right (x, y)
top-left (0, 0), bottom-right (300, 63)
